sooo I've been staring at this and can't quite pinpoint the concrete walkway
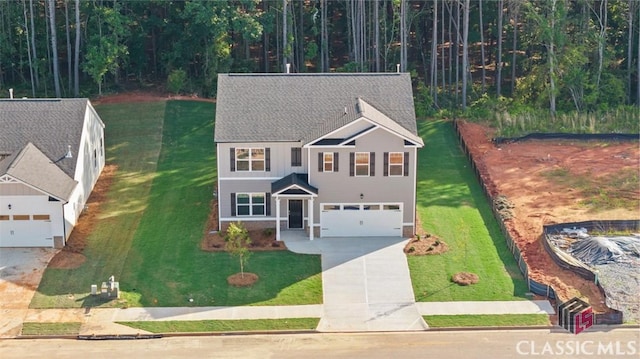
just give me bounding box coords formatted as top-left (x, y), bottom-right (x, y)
top-left (11, 300), bottom-right (555, 336)
top-left (0, 236), bottom-right (556, 337)
top-left (284, 234), bottom-right (428, 332)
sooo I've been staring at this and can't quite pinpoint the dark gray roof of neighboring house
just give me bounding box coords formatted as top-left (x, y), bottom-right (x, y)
top-left (0, 98), bottom-right (93, 178)
top-left (214, 73), bottom-right (420, 144)
top-left (0, 142), bottom-right (77, 200)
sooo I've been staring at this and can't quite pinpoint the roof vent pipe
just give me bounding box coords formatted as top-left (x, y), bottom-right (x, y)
top-left (396, 64), bottom-right (400, 73)
top-left (9, 88), bottom-right (13, 99)
top-left (286, 63), bottom-right (291, 74)
top-left (65, 145), bottom-right (73, 159)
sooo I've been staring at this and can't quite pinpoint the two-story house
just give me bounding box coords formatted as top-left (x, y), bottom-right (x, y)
top-left (214, 73), bottom-right (423, 240)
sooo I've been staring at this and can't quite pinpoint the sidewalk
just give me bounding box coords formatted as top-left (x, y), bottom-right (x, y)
top-left (8, 300), bottom-right (555, 336)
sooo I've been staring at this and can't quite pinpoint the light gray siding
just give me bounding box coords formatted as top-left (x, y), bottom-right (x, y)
top-left (309, 128), bottom-right (418, 225)
top-left (217, 141), bottom-right (307, 179)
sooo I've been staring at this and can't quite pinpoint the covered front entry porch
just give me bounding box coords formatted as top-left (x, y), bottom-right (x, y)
top-left (271, 173), bottom-right (318, 241)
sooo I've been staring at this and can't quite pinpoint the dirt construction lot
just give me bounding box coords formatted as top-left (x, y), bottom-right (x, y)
top-left (457, 121), bottom-right (639, 315)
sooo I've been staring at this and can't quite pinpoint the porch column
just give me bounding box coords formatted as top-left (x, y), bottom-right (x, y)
top-left (308, 197), bottom-right (314, 241)
top-left (275, 197), bottom-right (281, 241)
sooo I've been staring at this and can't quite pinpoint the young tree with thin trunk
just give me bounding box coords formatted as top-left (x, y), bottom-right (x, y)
top-left (496, 0), bottom-right (504, 97)
top-left (461, 0), bottom-right (470, 110)
top-left (64, 0), bottom-right (71, 93)
top-left (48, 0), bottom-right (61, 97)
top-left (74, 0), bottom-right (79, 96)
top-left (510, 0), bottom-right (521, 96)
top-left (29, 0), bottom-right (38, 89)
top-left (479, 0), bottom-right (486, 93)
top-left (430, 0), bottom-right (438, 105)
top-left (22, 0), bottom-right (35, 97)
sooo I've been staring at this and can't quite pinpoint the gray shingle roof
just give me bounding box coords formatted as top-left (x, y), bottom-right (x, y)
top-left (0, 98), bottom-right (92, 177)
top-left (214, 73), bottom-right (419, 144)
top-left (0, 142), bottom-right (77, 200)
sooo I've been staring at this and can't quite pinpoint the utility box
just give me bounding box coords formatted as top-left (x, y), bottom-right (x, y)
top-left (91, 284), bottom-right (98, 296)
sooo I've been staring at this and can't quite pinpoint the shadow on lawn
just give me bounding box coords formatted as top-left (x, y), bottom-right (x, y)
top-left (416, 120), bottom-right (528, 299)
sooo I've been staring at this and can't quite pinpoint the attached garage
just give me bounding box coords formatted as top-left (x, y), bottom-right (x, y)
top-left (0, 213), bottom-right (53, 247)
top-left (320, 203), bottom-right (402, 237)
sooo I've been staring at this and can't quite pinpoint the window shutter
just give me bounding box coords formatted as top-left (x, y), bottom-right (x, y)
top-left (318, 152), bottom-right (323, 172)
top-left (404, 152), bottom-right (409, 176)
top-left (334, 152), bottom-right (339, 172)
top-left (349, 152), bottom-right (354, 176)
top-left (291, 148), bottom-right (301, 166)
top-left (231, 193), bottom-right (236, 216)
top-left (370, 152), bottom-right (375, 176)
top-left (266, 193), bottom-right (271, 216)
top-left (383, 152), bottom-right (389, 176)
top-left (265, 148), bottom-right (271, 171)
top-left (230, 148), bottom-right (235, 172)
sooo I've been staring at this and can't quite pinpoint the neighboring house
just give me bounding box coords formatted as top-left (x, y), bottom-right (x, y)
top-left (0, 98), bottom-right (105, 247)
top-left (215, 73), bottom-right (424, 240)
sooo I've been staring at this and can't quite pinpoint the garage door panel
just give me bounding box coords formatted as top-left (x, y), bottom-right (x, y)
top-left (0, 215), bottom-right (52, 247)
top-left (320, 203), bottom-right (402, 237)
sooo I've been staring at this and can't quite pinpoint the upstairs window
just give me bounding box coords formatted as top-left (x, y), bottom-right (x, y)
top-left (384, 152), bottom-right (409, 177)
top-left (388, 152), bottom-right (403, 176)
top-left (350, 152), bottom-right (374, 176)
top-left (231, 147), bottom-right (270, 172)
top-left (318, 152), bottom-right (339, 172)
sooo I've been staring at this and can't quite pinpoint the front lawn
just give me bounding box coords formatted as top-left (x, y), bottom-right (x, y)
top-left (423, 314), bottom-right (550, 328)
top-left (410, 120), bottom-right (528, 301)
top-left (119, 318), bottom-right (320, 333)
top-left (32, 100), bottom-right (322, 308)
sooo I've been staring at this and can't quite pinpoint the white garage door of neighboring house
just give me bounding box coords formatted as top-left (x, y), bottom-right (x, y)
top-left (0, 214), bottom-right (53, 247)
top-left (320, 203), bottom-right (402, 237)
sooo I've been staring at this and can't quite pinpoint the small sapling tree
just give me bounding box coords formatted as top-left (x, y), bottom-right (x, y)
top-left (224, 222), bottom-right (252, 278)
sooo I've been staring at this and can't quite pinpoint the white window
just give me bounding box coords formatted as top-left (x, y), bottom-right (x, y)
top-left (355, 152), bottom-right (370, 176)
top-left (389, 152), bottom-right (404, 176)
top-left (236, 148), bottom-right (265, 171)
top-left (323, 152), bottom-right (334, 172)
top-left (236, 193), bottom-right (266, 216)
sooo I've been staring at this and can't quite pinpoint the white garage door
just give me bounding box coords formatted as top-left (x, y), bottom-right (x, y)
top-left (0, 214), bottom-right (53, 247)
top-left (320, 203), bottom-right (402, 237)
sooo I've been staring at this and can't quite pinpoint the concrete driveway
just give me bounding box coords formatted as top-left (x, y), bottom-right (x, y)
top-left (0, 248), bottom-right (58, 337)
top-left (283, 234), bottom-right (428, 332)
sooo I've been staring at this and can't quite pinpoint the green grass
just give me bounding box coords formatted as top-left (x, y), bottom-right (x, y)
top-left (21, 322), bottom-right (82, 336)
top-left (423, 314), bottom-right (550, 328)
top-left (410, 120), bottom-right (528, 302)
top-left (31, 100), bottom-right (322, 308)
top-left (543, 167), bottom-right (639, 211)
top-left (118, 318), bottom-right (320, 333)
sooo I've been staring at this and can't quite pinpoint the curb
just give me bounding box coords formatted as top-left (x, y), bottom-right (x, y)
top-left (10, 324), bottom-right (639, 340)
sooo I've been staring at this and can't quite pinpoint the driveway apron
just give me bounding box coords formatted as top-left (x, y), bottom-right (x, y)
top-left (288, 236), bottom-right (428, 332)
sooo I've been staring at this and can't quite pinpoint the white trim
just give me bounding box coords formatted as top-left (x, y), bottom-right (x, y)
top-left (354, 152), bottom-right (371, 177)
top-left (220, 217), bottom-right (279, 222)
top-left (217, 143), bottom-right (222, 232)
top-left (272, 193), bottom-right (317, 198)
top-left (322, 152), bottom-right (334, 172)
top-left (234, 147), bottom-right (266, 172)
top-left (272, 183), bottom-right (318, 196)
top-left (235, 192), bottom-right (267, 216)
top-left (0, 174), bottom-right (68, 202)
top-left (388, 151), bottom-right (404, 177)
top-left (303, 117), bottom-right (372, 147)
top-left (411, 147), bottom-right (418, 234)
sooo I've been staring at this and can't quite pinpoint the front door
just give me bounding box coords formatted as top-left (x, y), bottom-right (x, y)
top-left (288, 200), bottom-right (303, 229)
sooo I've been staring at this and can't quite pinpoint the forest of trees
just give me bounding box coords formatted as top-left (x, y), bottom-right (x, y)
top-left (1, 0), bottom-right (638, 118)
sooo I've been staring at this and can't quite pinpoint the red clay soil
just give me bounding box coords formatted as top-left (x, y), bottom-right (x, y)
top-left (48, 164), bottom-right (117, 269)
top-left (457, 120), bottom-right (640, 313)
